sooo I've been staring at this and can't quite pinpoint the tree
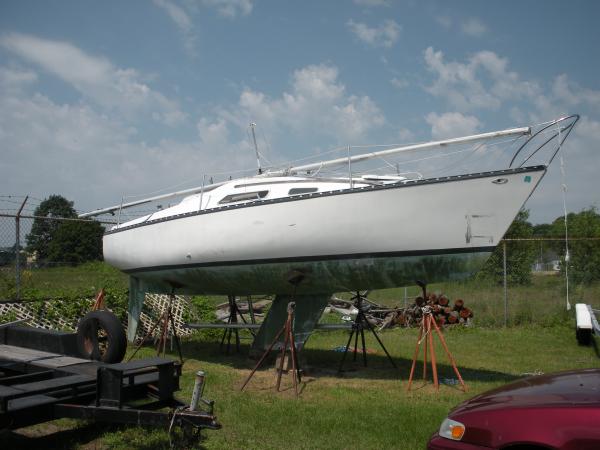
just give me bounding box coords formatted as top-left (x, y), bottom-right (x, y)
top-left (26, 195), bottom-right (77, 261)
top-left (46, 220), bottom-right (105, 264)
top-left (26, 195), bottom-right (104, 265)
top-left (550, 207), bottom-right (600, 284)
top-left (478, 209), bottom-right (536, 284)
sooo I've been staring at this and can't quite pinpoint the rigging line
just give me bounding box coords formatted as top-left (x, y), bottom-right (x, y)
top-left (558, 125), bottom-right (571, 311)
top-left (366, 134), bottom-right (523, 175)
top-left (259, 127), bottom-right (273, 163)
top-left (244, 124), bottom-right (272, 168)
top-left (429, 141), bottom-right (487, 176)
top-left (430, 135), bottom-right (525, 176)
top-left (375, 155), bottom-right (400, 171)
top-left (275, 145), bottom-right (349, 168)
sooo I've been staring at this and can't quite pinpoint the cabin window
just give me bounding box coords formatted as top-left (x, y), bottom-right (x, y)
top-left (219, 190), bottom-right (268, 204)
top-left (288, 187), bottom-right (318, 195)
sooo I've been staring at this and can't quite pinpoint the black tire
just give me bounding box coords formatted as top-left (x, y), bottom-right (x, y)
top-left (77, 310), bottom-right (127, 363)
top-left (576, 327), bottom-right (592, 346)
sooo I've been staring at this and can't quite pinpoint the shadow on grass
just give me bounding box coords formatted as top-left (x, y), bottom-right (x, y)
top-left (169, 336), bottom-right (521, 385)
top-left (1, 422), bottom-right (114, 450)
top-left (2, 422), bottom-right (209, 450)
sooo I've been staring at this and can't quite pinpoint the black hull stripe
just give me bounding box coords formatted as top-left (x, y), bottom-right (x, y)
top-left (106, 165), bottom-right (546, 236)
top-left (123, 246), bottom-right (496, 274)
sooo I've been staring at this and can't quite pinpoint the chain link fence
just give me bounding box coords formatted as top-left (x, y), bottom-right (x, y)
top-left (0, 211), bottom-right (196, 337)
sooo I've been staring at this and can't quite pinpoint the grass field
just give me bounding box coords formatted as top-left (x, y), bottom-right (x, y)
top-left (2, 265), bottom-right (600, 449)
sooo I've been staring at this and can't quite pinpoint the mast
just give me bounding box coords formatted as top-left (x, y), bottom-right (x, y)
top-left (250, 123), bottom-right (262, 175)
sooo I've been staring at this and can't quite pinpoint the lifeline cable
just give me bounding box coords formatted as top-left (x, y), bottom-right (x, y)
top-left (558, 125), bottom-right (571, 311)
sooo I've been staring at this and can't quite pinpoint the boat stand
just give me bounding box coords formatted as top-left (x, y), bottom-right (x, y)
top-left (220, 295), bottom-right (255, 354)
top-left (240, 301), bottom-right (302, 397)
top-left (128, 286), bottom-right (183, 364)
top-left (337, 291), bottom-right (397, 372)
top-left (407, 281), bottom-right (466, 392)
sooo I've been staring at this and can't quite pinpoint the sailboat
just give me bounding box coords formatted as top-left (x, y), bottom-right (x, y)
top-left (80, 115), bottom-right (579, 345)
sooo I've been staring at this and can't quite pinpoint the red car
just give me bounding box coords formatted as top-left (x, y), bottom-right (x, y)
top-left (428, 368), bottom-right (600, 450)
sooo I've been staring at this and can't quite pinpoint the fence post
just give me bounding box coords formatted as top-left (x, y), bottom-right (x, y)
top-left (15, 196), bottom-right (28, 300)
top-left (503, 240), bottom-right (508, 327)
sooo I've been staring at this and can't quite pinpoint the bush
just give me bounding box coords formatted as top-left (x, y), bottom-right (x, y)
top-left (186, 295), bottom-right (221, 340)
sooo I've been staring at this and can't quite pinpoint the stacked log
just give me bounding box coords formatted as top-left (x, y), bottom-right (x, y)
top-left (327, 293), bottom-right (473, 330)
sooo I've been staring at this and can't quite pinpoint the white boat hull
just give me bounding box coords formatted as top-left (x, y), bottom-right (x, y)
top-left (104, 166), bottom-right (545, 294)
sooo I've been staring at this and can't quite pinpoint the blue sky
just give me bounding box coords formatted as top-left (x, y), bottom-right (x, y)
top-left (1, 0), bottom-right (599, 223)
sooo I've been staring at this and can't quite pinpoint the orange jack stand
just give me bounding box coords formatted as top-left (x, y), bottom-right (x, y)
top-left (406, 309), bottom-right (467, 393)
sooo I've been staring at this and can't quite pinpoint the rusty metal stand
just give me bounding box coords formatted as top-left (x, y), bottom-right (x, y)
top-left (240, 301), bottom-right (302, 397)
top-left (128, 286), bottom-right (183, 364)
top-left (220, 295), bottom-right (257, 354)
top-left (407, 281), bottom-right (466, 392)
top-left (338, 291), bottom-right (397, 372)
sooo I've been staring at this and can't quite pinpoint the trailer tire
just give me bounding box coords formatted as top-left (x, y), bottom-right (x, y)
top-left (77, 310), bottom-right (127, 363)
top-left (576, 327), bottom-right (592, 346)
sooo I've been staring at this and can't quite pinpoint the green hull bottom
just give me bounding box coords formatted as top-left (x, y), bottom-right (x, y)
top-left (126, 251), bottom-right (492, 342)
top-left (128, 251), bottom-right (492, 295)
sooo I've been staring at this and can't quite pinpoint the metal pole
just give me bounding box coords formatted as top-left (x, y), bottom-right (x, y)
top-left (503, 240), bottom-right (508, 327)
top-left (198, 174), bottom-right (206, 212)
top-left (404, 286), bottom-right (408, 309)
top-left (117, 197), bottom-right (124, 227)
top-left (250, 123), bottom-right (262, 175)
top-left (347, 145), bottom-right (352, 188)
top-left (15, 196), bottom-right (28, 301)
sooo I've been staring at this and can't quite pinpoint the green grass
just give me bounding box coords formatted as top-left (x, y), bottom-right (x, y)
top-left (0, 261), bottom-right (128, 299)
top-left (3, 264), bottom-right (600, 449)
top-left (7, 323), bottom-right (599, 449)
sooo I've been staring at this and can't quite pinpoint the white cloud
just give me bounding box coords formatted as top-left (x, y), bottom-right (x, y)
top-left (0, 66), bottom-right (37, 90)
top-left (435, 15), bottom-right (452, 29)
top-left (435, 15), bottom-right (486, 37)
top-left (425, 112), bottom-right (481, 139)
top-left (423, 46), bottom-right (541, 111)
top-left (460, 18), bottom-right (487, 37)
top-left (201, 0), bottom-right (253, 18)
top-left (0, 79), bottom-right (250, 212)
top-left (1, 33), bottom-right (185, 125)
top-left (154, 0), bottom-right (192, 32)
top-left (222, 64), bottom-right (385, 143)
top-left (397, 127), bottom-right (415, 142)
top-left (391, 77), bottom-right (408, 89)
top-left (552, 74), bottom-right (600, 109)
top-left (153, 0), bottom-right (197, 54)
top-left (0, 61), bottom-right (384, 210)
top-left (347, 19), bottom-right (401, 48)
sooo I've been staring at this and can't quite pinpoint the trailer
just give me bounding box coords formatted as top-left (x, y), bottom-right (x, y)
top-left (0, 321), bottom-right (220, 439)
